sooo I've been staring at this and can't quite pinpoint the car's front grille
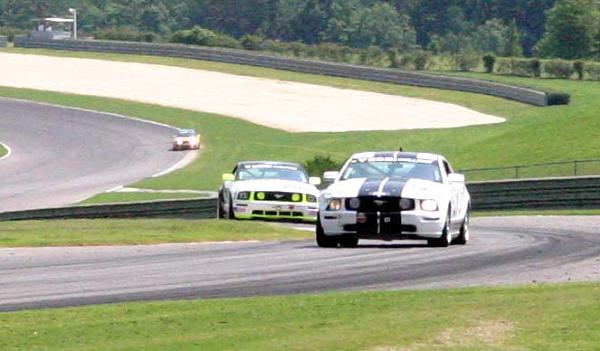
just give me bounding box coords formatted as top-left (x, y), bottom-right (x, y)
top-left (254, 192), bottom-right (300, 202)
top-left (346, 196), bottom-right (415, 212)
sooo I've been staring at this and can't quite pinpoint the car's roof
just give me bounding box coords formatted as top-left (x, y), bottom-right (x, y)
top-left (237, 161), bottom-right (305, 169)
top-left (349, 151), bottom-right (441, 161)
top-left (176, 129), bottom-right (197, 135)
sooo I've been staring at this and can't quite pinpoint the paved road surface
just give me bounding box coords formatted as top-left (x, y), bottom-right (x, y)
top-left (0, 216), bottom-right (598, 311)
top-left (0, 98), bottom-right (186, 212)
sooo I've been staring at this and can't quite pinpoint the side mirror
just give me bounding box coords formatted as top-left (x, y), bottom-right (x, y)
top-left (309, 177), bottom-right (322, 186)
top-left (448, 173), bottom-right (465, 183)
top-left (222, 173), bottom-right (235, 182)
top-left (323, 171), bottom-right (339, 183)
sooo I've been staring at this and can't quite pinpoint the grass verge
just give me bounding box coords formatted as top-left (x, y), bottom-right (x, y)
top-left (0, 143), bottom-right (7, 158)
top-left (80, 192), bottom-right (209, 204)
top-left (0, 219), bottom-right (309, 247)
top-left (1, 283), bottom-right (599, 350)
top-left (2, 49), bottom-right (600, 194)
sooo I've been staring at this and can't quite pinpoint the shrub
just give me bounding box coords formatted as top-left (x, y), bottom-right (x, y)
top-left (359, 45), bottom-right (385, 65)
top-left (454, 52), bottom-right (480, 72)
top-left (240, 34), bottom-right (263, 50)
top-left (0, 26), bottom-right (25, 42)
top-left (95, 27), bottom-right (158, 42)
top-left (547, 92), bottom-right (570, 105)
top-left (584, 61), bottom-right (600, 80)
top-left (288, 41), bottom-right (309, 57)
top-left (495, 58), bottom-right (512, 74)
top-left (171, 26), bottom-right (217, 46)
top-left (509, 58), bottom-right (541, 77)
top-left (482, 53), bottom-right (496, 73)
top-left (543, 59), bottom-right (573, 79)
top-left (531, 58), bottom-right (542, 77)
top-left (260, 39), bottom-right (289, 54)
top-left (304, 155), bottom-right (342, 178)
top-left (315, 42), bottom-right (352, 62)
top-left (213, 34), bottom-right (241, 49)
top-left (573, 61), bottom-right (584, 80)
top-left (387, 49), bottom-right (399, 68)
top-left (412, 50), bottom-right (431, 70)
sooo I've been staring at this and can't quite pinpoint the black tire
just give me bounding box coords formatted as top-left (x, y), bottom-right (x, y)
top-left (454, 211), bottom-right (470, 245)
top-left (339, 236), bottom-right (359, 248)
top-left (316, 216), bottom-right (338, 248)
top-left (227, 194), bottom-right (235, 220)
top-left (218, 192), bottom-right (226, 219)
top-left (428, 208), bottom-right (452, 247)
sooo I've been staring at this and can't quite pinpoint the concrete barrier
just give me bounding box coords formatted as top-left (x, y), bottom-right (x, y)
top-left (0, 197), bottom-right (218, 221)
top-left (12, 37), bottom-right (564, 106)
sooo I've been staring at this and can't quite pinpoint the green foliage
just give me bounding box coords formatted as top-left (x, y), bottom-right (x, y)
top-left (454, 52), bottom-right (480, 72)
top-left (573, 60), bottom-right (585, 79)
top-left (303, 155), bottom-right (342, 177)
top-left (584, 61), bottom-right (600, 80)
top-left (359, 45), bottom-right (385, 65)
top-left (387, 49), bottom-right (399, 68)
top-left (536, 0), bottom-right (600, 59)
top-left (544, 59), bottom-right (574, 78)
top-left (510, 58), bottom-right (542, 77)
top-left (240, 34), bottom-right (264, 50)
top-left (483, 53), bottom-right (496, 73)
top-left (94, 27), bottom-right (158, 43)
top-left (171, 26), bottom-right (218, 46)
top-left (0, 26), bottom-right (25, 41)
top-left (412, 50), bottom-right (431, 70)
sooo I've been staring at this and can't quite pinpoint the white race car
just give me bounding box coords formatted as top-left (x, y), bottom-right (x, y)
top-left (219, 161), bottom-right (321, 222)
top-left (317, 152), bottom-right (470, 248)
top-left (172, 129), bottom-right (200, 151)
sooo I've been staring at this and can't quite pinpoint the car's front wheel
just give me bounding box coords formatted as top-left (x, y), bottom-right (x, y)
top-left (316, 216), bottom-right (339, 248)
top-left (227, 194), bottom-right (235, 220)
top-left (339, 236), bottom-right (359, 248)
top-left (454, 211), bottom-right (470, 245)
top-left (428, 209), bottom-right (452, 247)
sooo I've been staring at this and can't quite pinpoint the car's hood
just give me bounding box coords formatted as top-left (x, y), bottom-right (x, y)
top-left (174, 136), bottom-right (197, 142)
top-left (323, 177), bottom-right (446, 199)
top-left (233, 179), bottom-right (319, 195)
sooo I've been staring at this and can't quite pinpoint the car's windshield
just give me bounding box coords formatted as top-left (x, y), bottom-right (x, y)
top-left (341, 159), bottom-right (442, 183)
top-left (236, 165), bottom-right (309, 183)
top-left (176, 131), bottom-right (196, 137)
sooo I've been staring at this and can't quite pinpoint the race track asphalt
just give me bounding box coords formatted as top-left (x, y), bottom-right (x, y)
top-left (0, 216), bottom-right (598, 312)
top-left (0, 98), bottom-right (186, 212)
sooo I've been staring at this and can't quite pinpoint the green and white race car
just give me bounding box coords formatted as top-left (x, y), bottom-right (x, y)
top-left (218, 161), bottom-right (321, 222)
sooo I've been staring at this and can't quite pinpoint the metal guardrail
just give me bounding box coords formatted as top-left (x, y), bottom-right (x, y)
top-left (0, 197), bottom-right (218, 221)
top-left (0, 36), bottom-right (7, 48)
top-left (12, 37), bottom-right (563, 106)
top-left (461, 158), bottom-right (600, 181)
top-left (467, 176), bottom-right (600, 211)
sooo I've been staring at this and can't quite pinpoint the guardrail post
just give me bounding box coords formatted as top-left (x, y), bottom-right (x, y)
top-left (574, 161), bottom-right (578, 176)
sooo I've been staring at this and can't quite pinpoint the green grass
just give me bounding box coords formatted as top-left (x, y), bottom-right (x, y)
top-left (1, 283), bottom-right (599, 350)
top-left (80, 192), bottom-right (209, 204)
top-left (0, 143), bottom-right (7, 158)
top-left (2, 48), bottom-right (600, 194)
top-left (0, 219), bottom-right (309, 247)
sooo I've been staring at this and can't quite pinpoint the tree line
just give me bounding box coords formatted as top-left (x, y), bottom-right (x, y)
top-left (1, 0), bottom-right (599, 60)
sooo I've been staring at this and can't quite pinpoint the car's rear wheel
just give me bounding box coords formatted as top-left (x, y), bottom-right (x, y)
top-left (339, 236), bottom-right (359, 248)
top-left (454, 211), bottom-right (470, 245)
top-left (316, 216), bottom-right (339, 248)
top-left (218, 193), bottom-right (225, 219)
top-left (227, 194), bottom-right (235, 220)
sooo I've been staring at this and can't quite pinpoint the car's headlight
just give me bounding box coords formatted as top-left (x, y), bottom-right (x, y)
top-left (176, 140), bottom-right (182, 145)
top-left (306, 194), bottom-right (317, 203)
top-left (347, 198), bottom-right (361, 210)
top-left (327, 199), bottom-right (342, 211)
top-left (237, 191), bottom-right (250, 200)
top-left (399, 198), bottom-right (415, 211)
top-left (419, 199), bottom-right (438, 212)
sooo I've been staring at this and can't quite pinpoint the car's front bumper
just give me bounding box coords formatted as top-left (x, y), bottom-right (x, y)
top-left (233, 200), bottom-right (319, 222)
top-left (320, 210), bottom-right (445, 239)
